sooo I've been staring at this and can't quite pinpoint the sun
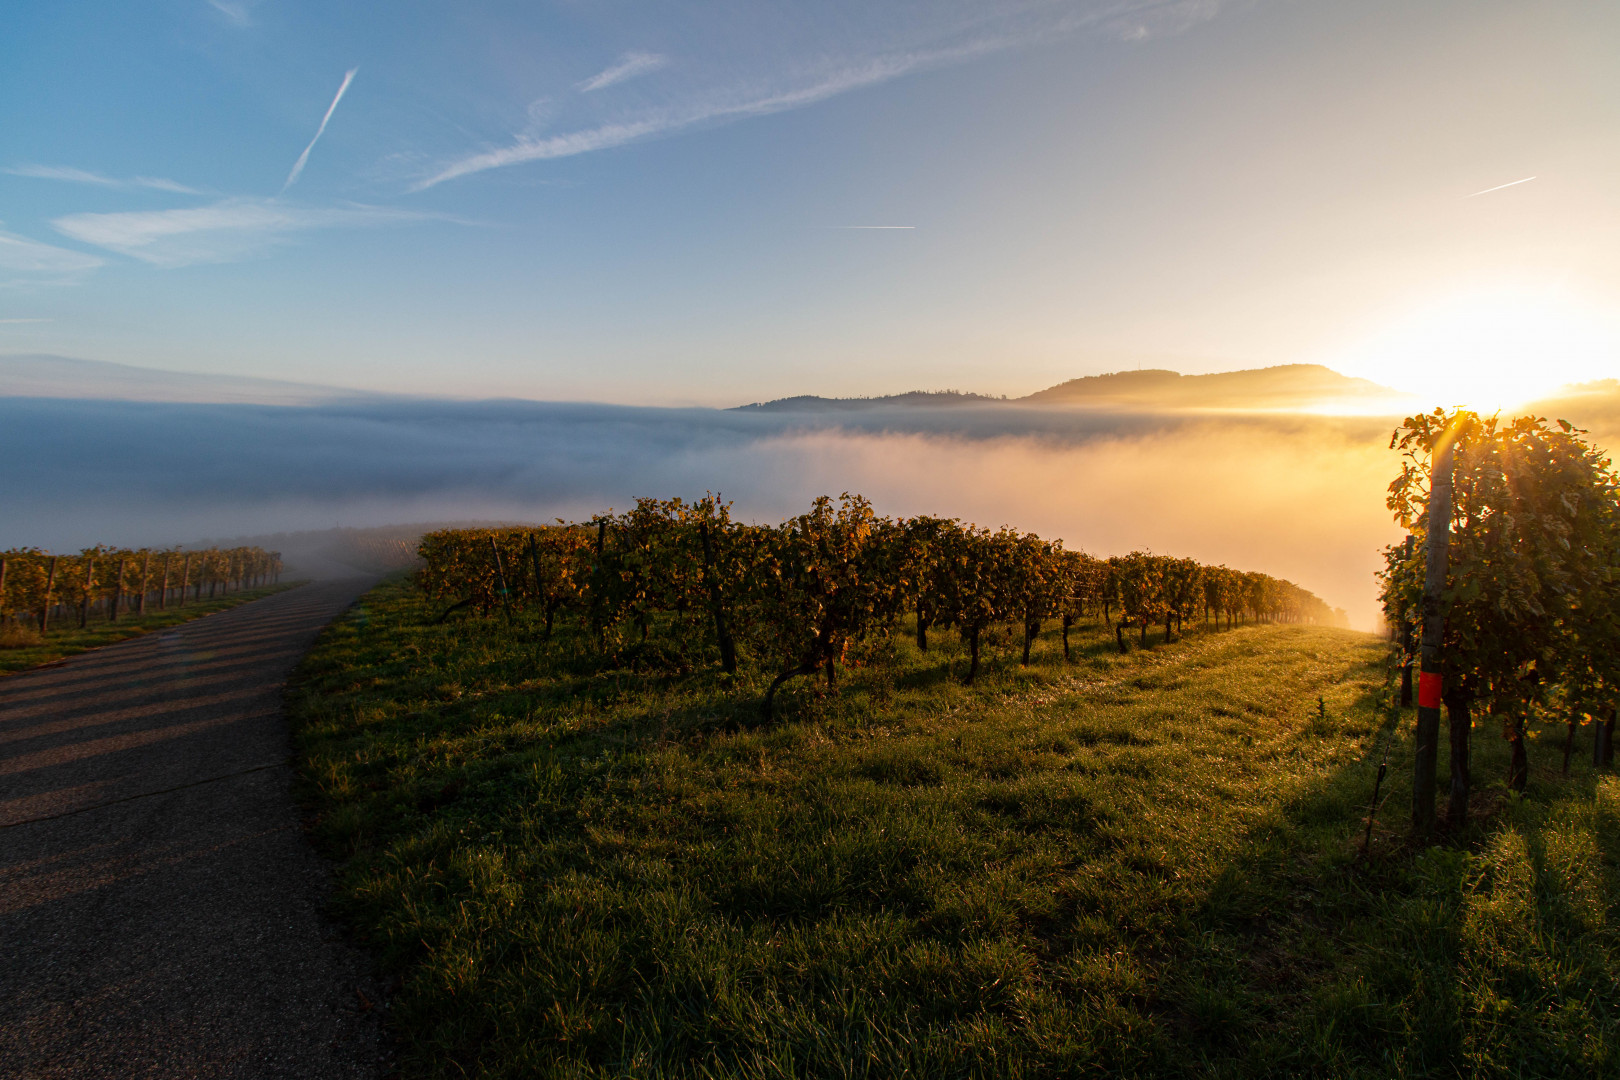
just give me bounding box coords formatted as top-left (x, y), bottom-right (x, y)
top-left (1326, 285), bottom-right (1620, 412)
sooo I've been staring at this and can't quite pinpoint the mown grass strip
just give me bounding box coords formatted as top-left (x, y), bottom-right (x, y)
top-left (0, 582), bottom-right (298, 675)
top-left (291, 578), bottom-right (1620, 1079)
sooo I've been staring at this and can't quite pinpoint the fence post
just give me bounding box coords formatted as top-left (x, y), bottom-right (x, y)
top-left (41, 556), bottom-right (58, 633)
top-left (489, 536), bottom-right (513, 623)
top-left (1399, 534), bottom-right (1415, 707)
top-left (111, 556), bottom-right (127, 622)
top-left (80, 558), bottom-right (95, 629)
top-left (1413, 429), bottom-right (1454, 839)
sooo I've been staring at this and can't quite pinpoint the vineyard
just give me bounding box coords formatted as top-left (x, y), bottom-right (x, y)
top-left (416, 495), bottom-right (1344, 717)
top-left (279, 420), bottom-right (1620, 1079)
top-left (0, 544), bottom-right (281, 647)
top-left (1380, 409), bottom-right (1620, 832)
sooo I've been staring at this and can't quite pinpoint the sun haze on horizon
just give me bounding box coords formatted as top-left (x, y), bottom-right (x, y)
top-left (1323, 284), bottom-right (1620, 413)
top-left (0, 0), bottom-right (1615, 406)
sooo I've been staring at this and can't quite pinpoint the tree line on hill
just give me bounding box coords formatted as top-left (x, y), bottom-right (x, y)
top-left (416, 496), bottom-right (1344, 717)
top-left (0, 546), bottom-right (282, 634)
top-left (1381, 409), bottom-right (1620, 831)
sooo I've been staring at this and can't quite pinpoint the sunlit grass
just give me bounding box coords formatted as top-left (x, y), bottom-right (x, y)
top-left (290, 577), bottom-right (1620, 1078)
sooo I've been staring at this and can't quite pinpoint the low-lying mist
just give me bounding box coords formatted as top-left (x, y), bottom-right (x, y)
top-left (0, 395), bottom-right (1498, 629)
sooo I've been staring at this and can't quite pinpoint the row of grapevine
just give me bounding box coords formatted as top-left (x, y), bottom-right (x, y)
top-left (416, 495), bottom-right (1343, 716)
top-left (0, 545), bottom-right (282, 633)
top-left (1381, 409), bottom-right (1620, 827)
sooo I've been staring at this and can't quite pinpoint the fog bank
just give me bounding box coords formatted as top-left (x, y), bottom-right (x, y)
top-left (4, 397), bottom-right (1428, 628)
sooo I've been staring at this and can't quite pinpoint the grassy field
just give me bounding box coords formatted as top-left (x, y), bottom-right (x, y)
top-left (289, 577), bottom-right (1620, 1079)
top-left (0, 582), bottom-right (296, 675)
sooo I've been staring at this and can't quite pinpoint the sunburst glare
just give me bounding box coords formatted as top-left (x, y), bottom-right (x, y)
top-left (1325, 285), bottom-right (1620, 411)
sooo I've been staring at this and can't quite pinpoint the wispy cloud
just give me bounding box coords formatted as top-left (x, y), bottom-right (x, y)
top-left (0, 227), bottom-right (104, 279)
top-left (207, 0), bottom-right (254, 27)
top-left (415, 50), bottom-right (966, 190)
top-left (413, 121), bottom-right (665, 190)
top-left (413, 0), bottom-right (1227, 191)
top-left (51, 197), bottom-right (429, 268)
top-left (0, 318), bottom-right (53, 324)
top-left (577, 52), bottom-right (668, 93)
top-left (1106, 0), bottom-right (1226, 41)
top-left (5, 164), bottom-right (203, 194)
top-left (134, 176), bottom-right (203, 194)
top-left (1465, 175), bottom-right (1537, 198)
top-left (283, 68), bottom-right (358, 193)
top-left (6, 164), bottom-right (118, 186)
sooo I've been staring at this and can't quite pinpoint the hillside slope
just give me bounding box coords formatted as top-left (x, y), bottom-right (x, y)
top-left (288, 578), bottom-right (1620, 1078)
top-left (1021, 363), bottom-right (1406, 410)
top-left (736, 364), bottom-right (1413, 414)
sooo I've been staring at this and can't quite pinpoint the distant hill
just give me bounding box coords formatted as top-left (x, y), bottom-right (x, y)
top-left (735, 390), bottom-right (999, 412)
top-left (737, 364), bottom-right (1411, 414)
top-left (1020, 364), bottom-right (1405, 410)
top-left (2, 354), bottom-right (1468, 418)
top-left (0, 353), bottom-right (388, 406)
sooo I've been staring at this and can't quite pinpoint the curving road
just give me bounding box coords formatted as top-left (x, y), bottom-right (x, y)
top-left (0, 580), bottom-right (389, 1080)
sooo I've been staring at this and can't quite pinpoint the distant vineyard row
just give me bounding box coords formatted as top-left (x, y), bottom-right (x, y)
top-left (0, 546), bottom-right (282, 632)
top-left (417, 496), bottom-right (1344, 715)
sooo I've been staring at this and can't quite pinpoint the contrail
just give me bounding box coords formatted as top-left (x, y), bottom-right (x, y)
top-left (819, 225), bottom-right (916, 229)
top-left (282, 68), bottom-right (357, 193)
top-left (1464, 175), bottom-right (1536, 198)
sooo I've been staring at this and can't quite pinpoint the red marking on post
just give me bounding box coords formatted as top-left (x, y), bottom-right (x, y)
top-left (1418, 671), bottom-right (1442, 710)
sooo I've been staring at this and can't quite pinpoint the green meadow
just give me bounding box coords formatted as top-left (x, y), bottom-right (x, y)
top-left (289, 577), bottom-right (1620, 1079)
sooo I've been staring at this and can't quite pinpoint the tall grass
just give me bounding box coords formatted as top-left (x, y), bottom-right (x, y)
top-left (289, 578), bottom-right (1620, 1078)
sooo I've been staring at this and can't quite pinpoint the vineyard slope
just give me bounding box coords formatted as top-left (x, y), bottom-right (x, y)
top-left (290, 577), bottom-right (1620, 1079)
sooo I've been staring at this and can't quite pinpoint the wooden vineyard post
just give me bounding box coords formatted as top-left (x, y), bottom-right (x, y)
top-left (79, 557), bottom-right (95, 629)
top-left (1413, 429), bottom-right (1454, 839)
top-left (178, 554), bottom-right (192, 608)
top-left (41, 556), bottom-right (58, 633)
top-left (158, 553), bottom-right (171, 610)
top-left (591, 520), bottom-right (607, 651)
top-left (526, 533), bottom-right (551, 639)
top-left (699, 522), bottom-right (737, 674)
top-left (137, 550), bottom-right (151, 615)
top-left (1364, 757), bottom-right (1388, 854)
top-left (111, 556), bottom-right (127, 622)
top-left (488, 536), bottom-right (513, 624)
top-left (1399, 534), bottom-right (1415, 707)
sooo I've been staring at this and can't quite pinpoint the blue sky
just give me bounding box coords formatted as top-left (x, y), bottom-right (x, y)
top-left (3, 0), bottom-right (1617, 404)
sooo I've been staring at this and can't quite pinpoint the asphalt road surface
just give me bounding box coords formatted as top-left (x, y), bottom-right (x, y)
top-left (0, 580), bottom-right (390, 1080)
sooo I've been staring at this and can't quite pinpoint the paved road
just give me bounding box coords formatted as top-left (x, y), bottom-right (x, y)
top-left (0, 581), bottom-right (390, 1080)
